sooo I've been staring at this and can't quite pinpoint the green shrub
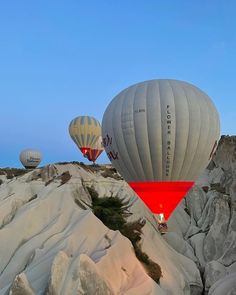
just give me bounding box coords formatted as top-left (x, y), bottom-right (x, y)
top-left (120, 220), bottom-right (143, 244)
top-left (133, 244), bottom-right (149, 264)
top-left (85, 186), bottom-right (162, 283)
top-left (143, 257), bottom-right (162, 284)
top-left (86, 186), bottom-right (99, 200)
top-left (87, 186), bottom-right (129, 230)
top-left (121, 220), bottom-right (162, 284)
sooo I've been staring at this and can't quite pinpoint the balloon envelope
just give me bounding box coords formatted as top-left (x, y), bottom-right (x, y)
top-left (20, 149), bottom-right (42, 169)
top-left (102, 79), bottom-right (220, 219)
top-left (86, 136), bottom-right (104, 163)
top-left (69, 116), bottom-right (101, 156)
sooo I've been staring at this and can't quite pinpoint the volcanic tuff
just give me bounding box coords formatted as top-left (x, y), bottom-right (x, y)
top-left (0, 136), bottom-right (235, 294)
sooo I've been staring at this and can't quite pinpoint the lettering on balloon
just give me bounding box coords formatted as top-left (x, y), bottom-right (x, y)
top-left (134, 108), bottom-right (145, 113)
top-left (103, 134), bottom-right (119, 161)
top-left (107, 151), bottom-right (119, 161)
top-left (166, 105), bottom-right (171, 135)
top-left (27, 157), bottom-right (40, 163)
top-left (166, 105), bottom-right (172, 177)
top-left (103, 134), bottom-right (112, 147)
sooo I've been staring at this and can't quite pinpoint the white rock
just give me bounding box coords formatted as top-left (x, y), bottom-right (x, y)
top-left (1, 136), bottom-right (236, 295)
top-left (208, 272), bottom-right (236, 295)
top-left (9, 273), bottom-right (35, 295)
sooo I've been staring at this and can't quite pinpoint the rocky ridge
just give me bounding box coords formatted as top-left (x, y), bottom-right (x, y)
top-left (0, 135), bottom-right (235, 294)
top-left (167, 135), bottom-right (236, 294)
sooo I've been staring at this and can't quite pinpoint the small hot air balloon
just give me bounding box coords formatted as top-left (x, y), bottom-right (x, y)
top-left (69, 116), bottom-right (101, 157)
top-left (102, 79), bottom-right (220, 221)
top-left (20, 149), bottom-right (42, 169)
top-left (86, 136), bottom-right (104, 164)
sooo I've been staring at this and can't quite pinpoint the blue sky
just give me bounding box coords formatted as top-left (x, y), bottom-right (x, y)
top-left (0, 1), bottom-right (235, 167)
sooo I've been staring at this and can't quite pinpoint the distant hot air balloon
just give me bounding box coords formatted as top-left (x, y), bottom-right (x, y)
top-left (20, 149), bottom-right (42, 169)
top-left (86, 136), bottom-right (104, 164)
top-left (69, 116), bottom-right (102, 157)
top-left (102, 79), bottom-right (220, 221)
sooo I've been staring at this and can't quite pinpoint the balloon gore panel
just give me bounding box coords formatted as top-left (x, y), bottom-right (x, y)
top-left (86, 149), bottom-right (103, 162)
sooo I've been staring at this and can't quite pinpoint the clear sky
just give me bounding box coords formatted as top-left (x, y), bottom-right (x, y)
top-left (0, 1), bottom-right (235, 167)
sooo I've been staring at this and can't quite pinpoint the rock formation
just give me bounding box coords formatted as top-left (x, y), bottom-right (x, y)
top-left (0, 136), bottom-right (235, 294)
top-left (167, 136), bottom-right (236, 294)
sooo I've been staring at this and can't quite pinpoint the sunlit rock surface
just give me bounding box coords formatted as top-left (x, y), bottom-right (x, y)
top-left (0, 136), bottom-right (235, 294)
top-left (168, 136), bottom-right (236, 294)
top-left (0, 163), bottom-right (199, 295)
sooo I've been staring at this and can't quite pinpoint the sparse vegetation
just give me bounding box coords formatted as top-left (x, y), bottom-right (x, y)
top-left (55, 162), bottom-right (124, 180)
top-left (30, 171), bottom-right (42, 181)
top-left (0, 168), bottom-right (28, 179)
top-left (55, 161), bottom-right (101, 173)
top-left (87, 186), bottom-right (130, 230)
top-left (210, 183), bottom-right (226, 194)
top-left (101, 167), bottom-right (123, 180)
top-left (86, 186), bottom-right (162, 284)
top-left (120, 221), bottom-right (162, 284)
top-left (59, 171), bottom-right (71, 186)
top-left (120, 220), bottom-right (144, 245)
top-left (55, 161), bottom-right (86, 167)
top-left (45, 171), bottom-right (72, 187)
top-left (56, 161), bottom-right (81, 165)
top-left (86, 186), bottom-right (99, 199)
top-left (143, 258), bottom-right (163, 284)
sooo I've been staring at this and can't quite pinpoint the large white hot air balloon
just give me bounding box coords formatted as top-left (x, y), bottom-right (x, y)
top-left (20, 149), bottom-right (42, 169)
top-left (102, 79), bottom-right (220, 220)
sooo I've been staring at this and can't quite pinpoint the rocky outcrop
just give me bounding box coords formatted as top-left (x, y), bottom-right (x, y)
top-left (9, 273), bottom-right (35, 295)
top-left (0, 163), bottom-right (201, 295)
top-left (167, 136), bottom-right (236, 294)
top-left (1, 136), bottom-right (235, 294)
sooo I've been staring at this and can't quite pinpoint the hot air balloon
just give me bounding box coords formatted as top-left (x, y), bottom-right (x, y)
top-left (102, 79), bottom-right (220, 221)
top-left (86, 136), bottom-right (104, 164)
top-left (69, 116), bottom-right (101, 157)
top-left (20, 149), bottom-right (42, 169)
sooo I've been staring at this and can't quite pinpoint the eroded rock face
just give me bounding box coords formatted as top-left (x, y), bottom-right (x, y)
top-left (168, 136), bottom-right (236, 294)
top-left (0, 163), bottom-right (200, 295)
top-left (9, 273), bottom-right (35, 295)
top-left (1, 136), bottom-right (235, 294)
